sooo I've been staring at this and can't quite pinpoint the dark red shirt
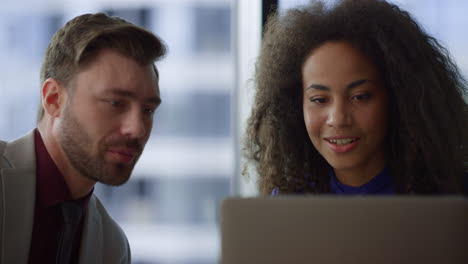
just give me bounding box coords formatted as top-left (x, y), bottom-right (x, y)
top-left (28, 129), bottom-right (92, 264)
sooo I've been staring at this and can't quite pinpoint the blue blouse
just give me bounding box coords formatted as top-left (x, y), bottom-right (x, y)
top-left (271, 167), bottom-right (395, 195)
top-left (329, 167), bottom-right (395, 194)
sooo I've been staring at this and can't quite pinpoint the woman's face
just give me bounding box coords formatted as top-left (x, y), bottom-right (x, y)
top-left (302, 41), bottom-right (388, 186)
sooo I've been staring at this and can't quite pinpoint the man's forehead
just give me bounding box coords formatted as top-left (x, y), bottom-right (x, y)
top-left (151, 67), bottom-right (161, 101)
top-left (152, 67), bottom-right (160, 96)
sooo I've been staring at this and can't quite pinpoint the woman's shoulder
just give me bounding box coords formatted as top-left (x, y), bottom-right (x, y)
top-left (271, 187), bottom-right (280, 196)
top-left (463, 172), bottom-right (468, 195)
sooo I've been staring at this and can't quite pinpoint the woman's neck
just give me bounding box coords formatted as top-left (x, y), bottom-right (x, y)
top-left (333, 161), bottom-right (385, 187)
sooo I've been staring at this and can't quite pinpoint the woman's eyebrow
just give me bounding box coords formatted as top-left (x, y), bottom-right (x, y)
top-left (305, 79), bottom-right (377, 91)
top-left (305, 84), bottom-right (329, 91)
top-left (347, 79), bottom-right (372, 90)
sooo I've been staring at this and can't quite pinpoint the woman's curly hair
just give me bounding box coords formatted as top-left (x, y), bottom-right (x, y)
top-left (244, 0), bottom-right (468, 195)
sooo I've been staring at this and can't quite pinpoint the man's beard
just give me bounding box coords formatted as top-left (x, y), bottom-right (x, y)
top-left (58, 106), bottom-right (142, 186)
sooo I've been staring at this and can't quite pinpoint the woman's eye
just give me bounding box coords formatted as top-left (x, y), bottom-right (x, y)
top-left (310, 97), bottom-right (328, 104)
top-left (352, 93), bottom-right (372, 101)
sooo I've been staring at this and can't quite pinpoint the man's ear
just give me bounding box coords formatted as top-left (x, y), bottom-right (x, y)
top-left (41, 78), bottom-right (67, 118)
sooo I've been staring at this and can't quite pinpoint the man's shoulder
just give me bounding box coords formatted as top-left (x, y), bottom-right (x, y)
top-left (0, 140), bottom-right (7, 167)
top-left (0, 131), bottom-right (36, 169)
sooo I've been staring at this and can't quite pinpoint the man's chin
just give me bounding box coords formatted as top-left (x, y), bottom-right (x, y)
top-left (91, 164), bottom-right (134, 186)
top-left (97, 174), bottom-right (132, 186)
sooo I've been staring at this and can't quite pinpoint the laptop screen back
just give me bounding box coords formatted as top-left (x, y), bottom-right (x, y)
top-left (220, 196), bottom-right (468, 264)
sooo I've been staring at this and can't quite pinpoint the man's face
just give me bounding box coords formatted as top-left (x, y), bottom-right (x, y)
top-left (58, 48), bottom-right (160, 185)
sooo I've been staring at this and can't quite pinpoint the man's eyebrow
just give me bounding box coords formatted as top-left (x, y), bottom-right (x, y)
top-left (106, 89), bottom-right (161, 105)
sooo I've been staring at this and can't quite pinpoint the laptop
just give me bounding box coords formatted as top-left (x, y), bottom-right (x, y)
top-left (220, 196), bottom-right (468, 264)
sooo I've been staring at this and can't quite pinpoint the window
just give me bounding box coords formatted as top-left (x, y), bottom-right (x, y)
top-left (193, 6), bottom-right (231, 54)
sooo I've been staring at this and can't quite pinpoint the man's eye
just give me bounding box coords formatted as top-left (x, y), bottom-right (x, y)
top-left (108, 100), bottom-right (122, 107)
top-left (143, 108), bottom-right (155, 115)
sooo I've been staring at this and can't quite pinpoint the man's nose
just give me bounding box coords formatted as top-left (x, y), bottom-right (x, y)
top-left (121, 110), bottom-right (147, 139)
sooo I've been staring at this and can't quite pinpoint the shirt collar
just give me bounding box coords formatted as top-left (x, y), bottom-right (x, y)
top-left (34, 129), bottom-right (92, 208)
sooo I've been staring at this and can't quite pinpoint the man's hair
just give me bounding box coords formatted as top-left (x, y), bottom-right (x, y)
top-left (244, 0), bottom-right (468, 195)
top-left (38, 12), bottom-right (167, 122)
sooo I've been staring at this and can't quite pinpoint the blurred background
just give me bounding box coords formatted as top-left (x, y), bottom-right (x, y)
top-left (0, 0), bottom-right (466, 263)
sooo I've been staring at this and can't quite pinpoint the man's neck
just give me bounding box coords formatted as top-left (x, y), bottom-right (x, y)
top-left (37, 125), bottom-right (95, 199)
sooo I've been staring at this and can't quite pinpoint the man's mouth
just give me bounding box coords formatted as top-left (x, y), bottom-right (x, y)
top-left (107, 148), bottom-right (140, 163)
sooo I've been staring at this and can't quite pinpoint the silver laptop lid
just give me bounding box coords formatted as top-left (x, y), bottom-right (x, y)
top-left (221, 196), bottom-right (468, 264)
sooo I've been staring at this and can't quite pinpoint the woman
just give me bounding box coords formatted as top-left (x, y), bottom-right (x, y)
top-left (244, 0), bottom-right (468, 195)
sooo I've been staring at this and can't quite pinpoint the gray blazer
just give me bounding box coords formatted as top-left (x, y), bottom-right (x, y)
top-left (0, 131), bottom-right (131, 263)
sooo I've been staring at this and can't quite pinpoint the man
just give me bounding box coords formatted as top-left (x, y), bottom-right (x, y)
top-left (0, 13), bottom-right (166, 263)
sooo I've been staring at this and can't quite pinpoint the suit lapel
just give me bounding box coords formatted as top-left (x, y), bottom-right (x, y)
top-left (1, 167), bottom-right (36, 263)
top-left (79, 195), bottom-right (103, 264)
top-left (0, 131), bottom-right (36, 264)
